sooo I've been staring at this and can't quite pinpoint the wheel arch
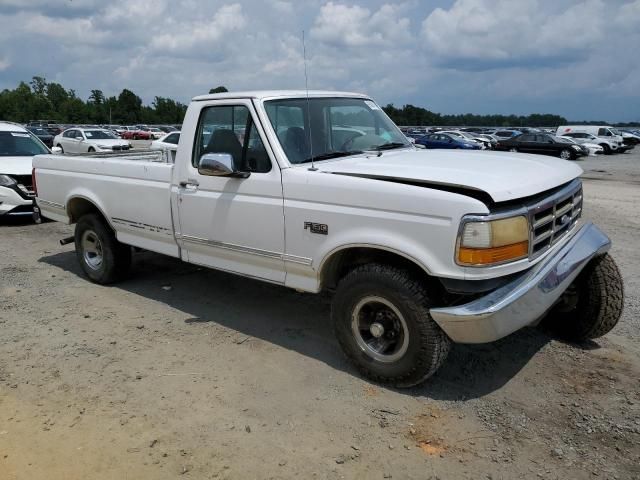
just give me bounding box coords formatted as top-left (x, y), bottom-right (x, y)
top-left (319, 245), bottom-right (435, 292)
top-left (66, 195), bottom-right (113, 230)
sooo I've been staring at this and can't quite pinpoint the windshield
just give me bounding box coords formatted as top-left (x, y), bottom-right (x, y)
top-left (29, 128), bottom-right (50, 136)
top-left (0, 131), bottom-right (49, 157)
top-left (610, 128), bottom-right (621, 135)
top-left (84, 130), bottom-right (117, 139)
top-left (264, 97), bottom-right (410, 164)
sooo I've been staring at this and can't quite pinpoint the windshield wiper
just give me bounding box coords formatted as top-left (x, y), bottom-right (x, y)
top-left (300, 150), bottom-right (364, 164)
top-left (372, 142), bottom-right (408, 151)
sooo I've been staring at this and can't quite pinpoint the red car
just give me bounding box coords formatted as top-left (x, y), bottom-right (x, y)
top-left (121, 129), bottom-right (152, 140)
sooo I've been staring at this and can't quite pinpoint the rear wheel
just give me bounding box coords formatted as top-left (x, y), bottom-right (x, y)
top-left (560, 149), bottom-right (573, 160)
top-left (544, 254), bottom-right (623, 341)
top-left (75, 213), bottom-right (131, 284)
top-left (332, 264), bottom-right (451, 387)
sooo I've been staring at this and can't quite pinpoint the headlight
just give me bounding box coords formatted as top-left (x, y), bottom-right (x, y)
top-left (571, 145), bottom-right (581, 150)
top-left (457, 215), bottom-right (529, 266)
top-left (0, 174), bottom-right (17, 187)
top-left (97, 144), bottom-right (111, 149)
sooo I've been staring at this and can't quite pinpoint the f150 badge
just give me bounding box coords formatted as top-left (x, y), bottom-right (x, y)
top-left (304, 222), bottom-right (328, 235)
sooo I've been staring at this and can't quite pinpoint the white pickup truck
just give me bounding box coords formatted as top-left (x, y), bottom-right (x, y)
top-left (33, 90), bottom-right (624, 387)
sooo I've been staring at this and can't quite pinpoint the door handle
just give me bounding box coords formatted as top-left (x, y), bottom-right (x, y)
top-left (179, 179), bottom-right (199, 188)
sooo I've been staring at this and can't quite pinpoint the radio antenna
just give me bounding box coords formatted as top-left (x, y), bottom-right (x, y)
top-left (302, 30), bottom-right (316, 171)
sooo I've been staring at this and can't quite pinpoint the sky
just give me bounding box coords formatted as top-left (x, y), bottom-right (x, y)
top-left (0, 0), bottom-right (639, 122)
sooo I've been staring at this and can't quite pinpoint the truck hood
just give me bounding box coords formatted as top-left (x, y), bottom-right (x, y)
top-left (0, 156), bottom-right (34, 176)
top-left (314, 149), bottom-right (583, 203)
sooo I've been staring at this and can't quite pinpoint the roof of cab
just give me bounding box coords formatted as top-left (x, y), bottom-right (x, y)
top-left (0, 121), bottom-right (28, 132)
top-left (192, 90), bottom-right (370, 102)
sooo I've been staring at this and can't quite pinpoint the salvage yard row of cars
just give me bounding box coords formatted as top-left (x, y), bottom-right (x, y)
top-left (1, 114), bottom-right (637, 221)
top-left (25, 120), bottom-right (180, 143)
top-left (403, 125), bottom-right (639, 160)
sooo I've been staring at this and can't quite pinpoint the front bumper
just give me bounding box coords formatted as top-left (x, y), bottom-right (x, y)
top-left (430, 222), bottom-right (610, 343)
top-left (0, 185), bottom-right (34, 216)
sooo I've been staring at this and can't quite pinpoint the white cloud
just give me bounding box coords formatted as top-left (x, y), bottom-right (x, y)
top-left (311, 2), bottom-right (412, 47)
top-left (422, 0), bottom-right (606, 67)
top-left (0, 0), bottom-right (638, 121)
top-left (150, 4), bottom-right (246, 52)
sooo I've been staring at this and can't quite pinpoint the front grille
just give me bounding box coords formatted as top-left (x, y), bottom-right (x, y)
top-left (13, 175), bottom-right (35, 198)
top-left (527, 180), bottom-right (582, 259)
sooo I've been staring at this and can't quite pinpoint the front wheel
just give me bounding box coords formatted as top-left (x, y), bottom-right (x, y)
top-left (75, 213), bottom-right (131, 284)
top-left (57, 144), bottom-right (64, 153)
top-left (544, 254), bottom-right (623, 341)
top-left (88, 147), bottom-right (95, 153)
top-left (600, 143), bottom-right (612, 155)
top-left (332, 264), bottom-right (451, 387)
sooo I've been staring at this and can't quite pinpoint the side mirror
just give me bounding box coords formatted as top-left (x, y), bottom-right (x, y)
top-left (198, 153), bottom-right (249, 178)
top-left (51, 146), bottom-right (63, 154)
top-left (76, 136), bottom-right (84, 141)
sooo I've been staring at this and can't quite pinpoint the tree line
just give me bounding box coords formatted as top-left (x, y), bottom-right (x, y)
top-left (381, 103), bottom-right (570, 128)
top-left (0, 77), bottom-right (636, 128)
top-left (0, 77), bottom-right (188, 125)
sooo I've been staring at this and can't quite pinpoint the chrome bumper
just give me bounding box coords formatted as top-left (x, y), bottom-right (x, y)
top-left (430, 223), bottom-right (611, 343)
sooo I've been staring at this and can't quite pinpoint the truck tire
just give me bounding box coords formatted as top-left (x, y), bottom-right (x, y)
top-left (74, 213), bottom-right (131, 284)
top-left (545, 254), bottom-right (623, 341)
top-left (331, 264), bottom-right (451, 387)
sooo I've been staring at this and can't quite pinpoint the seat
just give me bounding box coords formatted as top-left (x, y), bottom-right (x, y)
top-left (283, 126), bottom-right (309, 163)
top-left (203, 129), bottom-right (243, 165)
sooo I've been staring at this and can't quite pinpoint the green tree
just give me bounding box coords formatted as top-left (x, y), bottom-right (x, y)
top-left (209, 86), bottom-right (228, 94)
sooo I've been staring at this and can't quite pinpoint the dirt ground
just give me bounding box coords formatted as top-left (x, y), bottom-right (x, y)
top-left (1, 150), bottom-right (639, 479)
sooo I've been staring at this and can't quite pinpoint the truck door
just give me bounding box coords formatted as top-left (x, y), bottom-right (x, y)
top-left (174, 100), bottom-right (286, 284)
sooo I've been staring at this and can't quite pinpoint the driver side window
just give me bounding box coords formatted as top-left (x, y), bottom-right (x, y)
top-left (193, 105), bottom-right (271, 173)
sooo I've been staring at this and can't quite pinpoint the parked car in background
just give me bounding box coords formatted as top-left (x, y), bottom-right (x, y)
top-left (158, 125), bottom-right (179, 133)
top-left (416, 132), bottom-right (481, 150)
top-left (558, 136), bottom-right (603, 156)
top-left (554, 136), bottom-right (590, 157)
top-left (26, 126), bottom-right (54, 147)
top-left (620, 130), bottom-right (640, 146)
top-left (1, 121), bottom-right (60, 220)
top-left (54, 128), bottom-right (131, 153)
top-left (440, 131), bottom-right (490, 149)
top-left (489, 129), bottom-right (523, 139)
top-left (147, 127), bottom-right (165, 139)
top-left (150, 131), bottom-right (180, 160)
top-left (560, 132), bottom-right (620, 154)
top-left (556, 126), bottom-right (624, 154)
top-left (121, 128), bottom-right (153, 140)
top-left (495, 133), bottom-right (586, 160)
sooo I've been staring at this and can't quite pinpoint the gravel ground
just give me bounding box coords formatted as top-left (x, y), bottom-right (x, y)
top-left (0, 149), bottom-right (639, 479)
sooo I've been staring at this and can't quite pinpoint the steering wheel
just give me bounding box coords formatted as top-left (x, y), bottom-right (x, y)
top-left (340, 132), bottom-right (364, 151)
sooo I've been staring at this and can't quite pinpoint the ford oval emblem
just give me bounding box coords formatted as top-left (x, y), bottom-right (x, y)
top-left (560, 214), bottom-right (570, 225)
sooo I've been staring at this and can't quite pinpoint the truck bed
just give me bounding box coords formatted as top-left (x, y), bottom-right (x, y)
top-left (33, 150), bottom-right (180, 257)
